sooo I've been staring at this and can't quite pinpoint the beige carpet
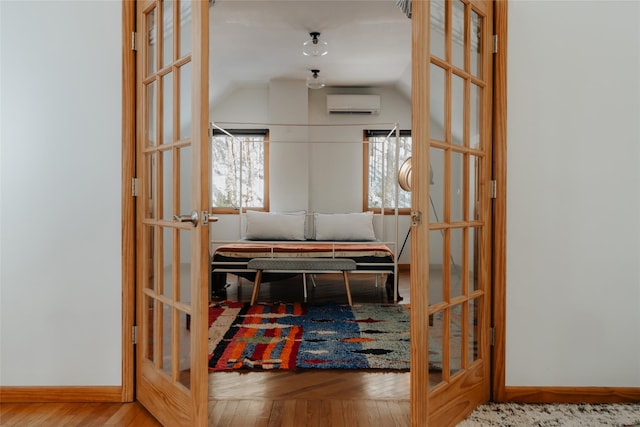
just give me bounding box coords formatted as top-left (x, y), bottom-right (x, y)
top-left (458, 403), bottom-right (640, 426)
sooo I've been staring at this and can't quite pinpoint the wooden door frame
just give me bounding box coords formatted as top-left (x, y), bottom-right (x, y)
top-left (120, 0), bottom-right (510, 417)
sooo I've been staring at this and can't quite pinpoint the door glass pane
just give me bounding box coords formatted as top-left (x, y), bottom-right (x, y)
top-left (469, 227), bottom-right (480, 293)
top-left (162, 72), bottom-right (173, 145)
top-left (178, 310), bottom-right (191, 389)
top-left (162, 149), bottom-right (173, 221)
top-left (430, 0), bottom-right (445, 60)
top-left (163, 228), bottom-right (173, 299)
top-left (145, 225), bottom-right (157, 291)
top-left (450, 304), bottom-right (463, 375)
top-left (452, 0), bottom-right (465, 71)
top-left (450, 227), bottom-right (463, 299)
top-left (470, 84), bottom-right (481, 149)
top-left (179, 0), bottom-right (192, 57)
top-left (179, 229), bottom-right (191, 304)
top-left (162, 0), bottom-right (174, 68)
top-left (146, 8), bottom-right (157, 76)
top-left (451, 74), bottom-right (464, 146)
top-left (471, 10), bottom-right (483, 78)
top-left (145, 296), bottom-right (156, 363)
top-left (146, 81), bottom-right (157, 147)
top-left (469, 155), bottom-right (480, 220)
top-left (179, 62), bottom-right (192, 140)
top-left (430, 64), bottom-right (446, 142)
top-left (429, 310), bottom-right (444, 389)
top-left (451, 150), bottom-right (464, 222)
top-left (429, 229), bottom-right (445, 306)
top-left (145, 153), bottom-right (156, 219)
top-left (468, 297), bottom-right (480, 364)
top-left (429, 147), bottom-right (445, 223)
top-left (179, 146), bottom-right (192, 215)
top-left (161, 302), bottom-right (173, 375)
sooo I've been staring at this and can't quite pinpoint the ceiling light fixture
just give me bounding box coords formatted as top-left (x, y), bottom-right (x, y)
top-left (302, 32), bottom-right (328, 57)
top-left (306, 69), bottom-right (326, 89)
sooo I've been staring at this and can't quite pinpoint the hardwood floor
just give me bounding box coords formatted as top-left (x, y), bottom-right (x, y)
top-left (0, 272), bottom-right (411, 426)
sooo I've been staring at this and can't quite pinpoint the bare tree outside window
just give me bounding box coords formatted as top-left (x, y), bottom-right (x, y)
top-left (211, 130), bottom-right (268, 212)
top-left (365, 131), bottom-right (411, 212)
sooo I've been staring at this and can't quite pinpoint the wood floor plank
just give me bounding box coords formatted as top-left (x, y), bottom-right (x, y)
top-left (266, 400), bottom-right (284, 427)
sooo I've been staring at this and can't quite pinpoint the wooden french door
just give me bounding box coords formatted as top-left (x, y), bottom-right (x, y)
top-left (134, 1), bottom-right (210, 425)
top-left (411, 0), bottom-right (494, 425)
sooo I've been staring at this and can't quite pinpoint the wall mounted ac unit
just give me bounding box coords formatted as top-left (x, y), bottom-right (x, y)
top-left (326, 94), bottom-right (380, 115)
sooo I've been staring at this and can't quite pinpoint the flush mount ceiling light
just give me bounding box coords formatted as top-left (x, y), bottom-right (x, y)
top-left (302, 32), bottom-right (328, 57)
top-left (306, 69), bottom-right (326, 89)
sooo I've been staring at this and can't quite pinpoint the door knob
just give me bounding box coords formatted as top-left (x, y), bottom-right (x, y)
top-left (173, 210), bottom-right (199, 227)
top-left (202, 212), bottom-right (219, 226)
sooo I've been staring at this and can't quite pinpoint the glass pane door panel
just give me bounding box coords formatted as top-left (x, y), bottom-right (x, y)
top-left (146, 8), bottom-right (157, 76)
top-left (452, 0), bottom-right (466, 71)
top-left (178, 0), bottom-right (192, 57)
top-left (162, 229), bottom-right (173, 299)
top-left (450, 227), bottom-right (463, 299)
top-left (470, 84), bottom-right (481, 149)
top-left (470, 10), bottom-right (483, 78)
top-left (469, 155), bottom-right (480, 220)
top-left (430, 0), bottom-right (445, 60)
top-left (161, 302), bottom-right (173, 375)
top-left (146, 82), bottom-right (157, 147)
top-left (451, 74), bottom-right (465, 146)
top-left (469, 227), bottom-right (480, 293)
top-left (162, 72), bottom-right (173, 145)
top-left (179, 229), bottom-right (191, 304)
top-left (451, 150), bottom-right (464, 222)
top-left (468, 297), bottom-right (480, 364)
top-left (145, 154), bottom-right (156, 219)
top-left (430, 64), bottom-right (446, 142)
top-left (450, 303), bottom-right (463, 375)
top-left (145, 296), bottom-right (156, 362)
top-left (429, 310), bottom-right (445, 389)
top-left (178, 310), bottom-right (191, 389)
top-left (179, 62), bottom-right (192, 140)
top-left (429, 229), bottom-right (445, 306)
top-left (162, 0), bottom-right (173, 68)
top-left (161, 149), bottom-right (173, 221)
top-left (429, 147), bottom-right (445, 223)
top-left (179, 146), bottom-right (192, 214)
top-left (143, 226), bottom-right (156, 292)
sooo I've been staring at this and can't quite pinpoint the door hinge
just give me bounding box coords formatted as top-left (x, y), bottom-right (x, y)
top-left (131, 31), bottom-right (137, 51)
top-left (490, 327), bottom-right (495, 346)
top-left (411, 211), bottom-right (422, 226)
top-left (492, 34), bottom-right (498, 54)
top-left (132, 326), bottom-right (138, 345)
top-left (132, 177), bottom-right (139, 197)
top-left (490, 180), bottom-right (497, 199)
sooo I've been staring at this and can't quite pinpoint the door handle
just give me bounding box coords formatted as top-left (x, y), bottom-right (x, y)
top-left (202, 212), bottom-right (219, 226)
top-left (173, 210), bottom-right (199, 227)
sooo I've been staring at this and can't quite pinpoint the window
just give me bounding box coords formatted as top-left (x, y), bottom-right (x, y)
top-left (364, 129), bottom-right (411, 213)
top-left (211, 129), bottom-right (269, 213)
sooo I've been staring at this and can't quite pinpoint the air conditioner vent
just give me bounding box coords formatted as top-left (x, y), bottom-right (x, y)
top-left (326, 94), bottom-right (380, 115)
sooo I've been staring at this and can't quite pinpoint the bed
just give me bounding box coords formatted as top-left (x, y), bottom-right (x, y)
top-left (210, 210), bottom-right (399, 302)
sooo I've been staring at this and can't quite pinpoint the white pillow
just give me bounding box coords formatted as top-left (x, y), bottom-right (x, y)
top-left (244, 210), bottom-right (306, 241)
top-left (313, 212), bottom-right (376, 241)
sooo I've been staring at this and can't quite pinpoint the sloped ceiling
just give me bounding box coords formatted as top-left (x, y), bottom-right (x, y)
top-left (209, 0), bottom-right (412, 107)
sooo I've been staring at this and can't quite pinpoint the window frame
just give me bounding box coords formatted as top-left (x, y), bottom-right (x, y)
top-left (211, 129), bottom-right (270, 214)
top-left (363, 129), bottom-right (412, 215)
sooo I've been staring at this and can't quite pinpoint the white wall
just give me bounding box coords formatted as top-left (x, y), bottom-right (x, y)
top-left (0, 1), bottom-right (122, 386)
top-left (506, 0), bottom-right (640, 387)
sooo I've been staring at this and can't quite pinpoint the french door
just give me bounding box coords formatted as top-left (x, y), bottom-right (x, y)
top-left (411, 0), bottom-right (494, 425)
top-left (134, 1), bottom-right (210, 425)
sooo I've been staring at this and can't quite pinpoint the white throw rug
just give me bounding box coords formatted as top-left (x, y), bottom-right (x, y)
top-left (458, 403), bottom-right (640, 426)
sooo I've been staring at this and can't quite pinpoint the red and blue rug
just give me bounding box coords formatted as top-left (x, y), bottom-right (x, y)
top-left (208, 301), bottom-right (410, 371)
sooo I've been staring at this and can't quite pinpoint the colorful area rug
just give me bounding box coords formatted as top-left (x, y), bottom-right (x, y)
top-left (208, 301), bottom-right (410, 370)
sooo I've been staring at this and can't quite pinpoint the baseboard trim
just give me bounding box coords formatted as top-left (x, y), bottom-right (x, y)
top-left (398, 263), bottom-right (410, 271)
top-left (500, 386), bottom-right (640, 404)
top-left (0, 386), bottom-right (124, 403)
